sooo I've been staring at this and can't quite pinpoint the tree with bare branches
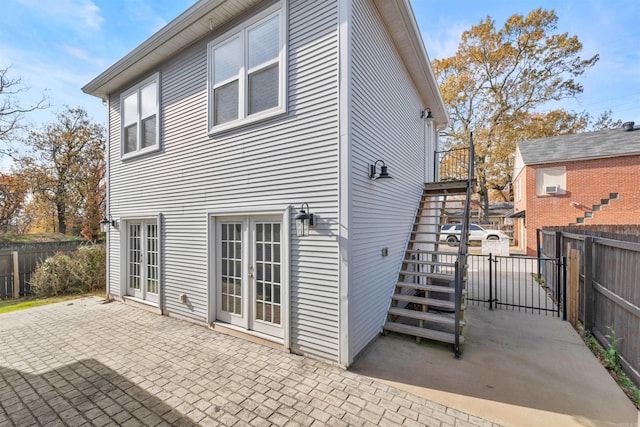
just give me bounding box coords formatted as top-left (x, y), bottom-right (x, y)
top-left (0, 66), bottom-right (49, 154)
top-left (18, 107), bottom-right (105, 236)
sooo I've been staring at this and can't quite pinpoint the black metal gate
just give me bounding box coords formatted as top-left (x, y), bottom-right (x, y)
top-left (466, 254), bottom-right (567, 318)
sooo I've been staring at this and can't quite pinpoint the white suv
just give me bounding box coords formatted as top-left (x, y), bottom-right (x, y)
top-left (439, 224), bottom-right (508, 246)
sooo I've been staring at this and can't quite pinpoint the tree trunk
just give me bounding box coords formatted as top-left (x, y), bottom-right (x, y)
top-left (479, 190), bottom-right (490, 224)
top-left (57, 205), bottom-right (66, 234)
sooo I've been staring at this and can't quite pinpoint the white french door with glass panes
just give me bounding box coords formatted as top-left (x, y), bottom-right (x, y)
top-left (216, 216), bottom-right (284, 339)
top-left (127, 220), bottom-right (159, 304)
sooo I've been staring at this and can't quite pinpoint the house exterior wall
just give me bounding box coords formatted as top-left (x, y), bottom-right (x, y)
top-left (522, 155), bottom-right (640, 255)
top-left (348, 0), bottom-right (428, 362)
top-left (106, 0), bottom-right (342, 362)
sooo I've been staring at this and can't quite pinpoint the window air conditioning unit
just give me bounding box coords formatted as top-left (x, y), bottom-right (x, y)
top-left (545, 185), bottom-right (559, 194)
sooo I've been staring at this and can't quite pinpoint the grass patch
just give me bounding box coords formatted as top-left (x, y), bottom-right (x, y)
top-left (0, 294), bottom-right (106, 315)
top-left (578, 323), bottom-right (640, 409)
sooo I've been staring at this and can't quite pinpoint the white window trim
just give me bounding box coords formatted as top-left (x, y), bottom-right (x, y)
top-left (119, 214), bottom-right (162, 308)
top-left (535, 166), bottom-right (566, 196)
top-left (207, 205), bottom-right (291, 348)
top-left (120, 73), bottom-right (160, 160)
top-left (207, 1), bottom-right (287, 135)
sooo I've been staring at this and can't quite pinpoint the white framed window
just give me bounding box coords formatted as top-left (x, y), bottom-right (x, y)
top-left (514, 178), bottom-right (522, 202)
top-left (536, 167), bottom-right (566, 195)
top-left (207, 2), bottom-right (286, 134)
top-left (120, 73), bottom-right (160, 159)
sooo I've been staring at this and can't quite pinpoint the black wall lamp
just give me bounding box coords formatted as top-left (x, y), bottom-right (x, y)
top-left (369, 160), bottom-right (393, 182)
top-left (294, 203), bottom-right (315, 237)
top-left (100, 216), bottom-right (117, 233)
top-left (421, 109), bottom-right (434, 121)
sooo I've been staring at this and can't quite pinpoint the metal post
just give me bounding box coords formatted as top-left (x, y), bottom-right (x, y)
top-left (562, 256), bottom-right (568, 321)
top-left (536, 229), bottom-right (542, 280)
top-left (453, 259), bottom-right (461, 359)
top-left (555, 231), bottom-right (562, 315)
top-left (488, 253), bottom-right (493, 310)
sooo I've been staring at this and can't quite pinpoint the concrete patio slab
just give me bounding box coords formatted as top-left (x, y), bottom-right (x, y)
top-left (351, 305), bottom-right (639, 427)
top-left (0, 297), bottom-right (501, 426)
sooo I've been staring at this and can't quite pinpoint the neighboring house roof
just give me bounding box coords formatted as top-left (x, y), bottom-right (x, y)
top-left (517, 124), bottom-right (640, 165)
top-left (82, 0), bottom-right (448, 127)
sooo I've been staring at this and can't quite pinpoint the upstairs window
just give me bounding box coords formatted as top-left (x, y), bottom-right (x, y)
top-left (208, 3), bottom-right (286, 133)
top-left (121, 74), bottom-right (159, 158)
top-left (536, 167), bottom-right (566, 195)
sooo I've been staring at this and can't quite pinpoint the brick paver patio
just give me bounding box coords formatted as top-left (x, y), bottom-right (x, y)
top-left (0, 297), bottom-right (499, 426)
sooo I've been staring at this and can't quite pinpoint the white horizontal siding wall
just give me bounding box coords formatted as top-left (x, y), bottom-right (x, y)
top-left (106, 97), bottom-right (121, 299)
top-left (107, 0), bottom-right (341, 362)
top-left (348, 0), bottom-right (427, 362)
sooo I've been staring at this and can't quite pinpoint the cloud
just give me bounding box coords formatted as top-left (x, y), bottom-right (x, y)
top-left (123, 0), bottom-right (170, 34)
top-left (61, 45), bottom-right (106, 67)
top-left (14, 0), bottom-right (104, 31)
top-left (0, 43), bottom-right (105, 125)
top-left (421, 21), bottom-right (468, 60)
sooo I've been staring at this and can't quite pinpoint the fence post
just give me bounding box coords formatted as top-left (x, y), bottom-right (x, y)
top-left (562, 256), bottom-right (567, 321)
top-left (12, 251), bottom-right (19, 299)
top-left (555, 231), bottom-right (562, 312)
top-left (583, 237), bottom-right (594, 331)
top-left (488, 253), bottom-right (493, 310)
top-left (568, 248), bottom-right (579, 327)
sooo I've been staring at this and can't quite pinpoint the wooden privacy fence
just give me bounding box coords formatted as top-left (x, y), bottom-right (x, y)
top-left (0, 241), bottom-right (86, 299)
top-left (540, 228), bottom-right (640, 387)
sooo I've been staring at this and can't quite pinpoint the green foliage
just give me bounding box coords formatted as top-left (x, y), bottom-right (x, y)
top-left (29, 245), bottom-right (105, 297)
top-left (579, 323), bottom-right (639, 407)
top-left (604, 326), bottom-right (623, 373)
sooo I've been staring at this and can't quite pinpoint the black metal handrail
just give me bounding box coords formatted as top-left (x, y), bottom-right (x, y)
top-left (453, 135), bottom-right (474, 359)
top-left (433, 146), bottom-right (470, 182)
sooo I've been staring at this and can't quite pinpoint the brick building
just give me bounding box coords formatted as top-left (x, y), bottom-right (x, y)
top-left (512, 122), bottom-right (640, 255)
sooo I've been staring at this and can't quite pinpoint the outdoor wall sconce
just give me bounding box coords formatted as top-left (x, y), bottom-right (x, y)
top-left (421, 109), bottom-right (434, 121)
top-left (294, 203), bottom-right (315, 237)
top-left (100, 216), bottom-right (117, 233)
top-left (369, 160), bottom-right (393, 182)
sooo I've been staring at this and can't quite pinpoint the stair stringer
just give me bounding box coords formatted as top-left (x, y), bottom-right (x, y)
top-left (383, 182), bottom-right (471, 354)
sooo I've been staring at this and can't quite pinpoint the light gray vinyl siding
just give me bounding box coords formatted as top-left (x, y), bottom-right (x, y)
top-left (107, 0), bottom-right (341, 361)
top-left (348, 0), bottom-right (427, 361)
top-left (107, 97), bottom-right (121, 299)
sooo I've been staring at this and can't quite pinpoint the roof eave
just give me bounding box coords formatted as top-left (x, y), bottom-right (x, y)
top-left (82, 0), bottom-right (228, 99)
top-left (83, 0), bottom-right (450, 129)
top-left (522, 151), bottom-right (640, 166)
top-left (372, 0), bottom-right (448, 127)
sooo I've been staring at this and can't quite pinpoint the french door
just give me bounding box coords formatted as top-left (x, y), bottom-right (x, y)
top-left (216, 216), bottom-right (284, 338)
top-left (127, 220), bottom-right (159, 303)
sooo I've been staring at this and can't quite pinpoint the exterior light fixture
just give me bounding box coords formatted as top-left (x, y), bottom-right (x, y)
top-left (100, 216), bottom-right (117, 233)
top-left (369, 160), bottom-right (393, 182)
top-left (294, 203), bottom-right (314, 237)
top-left (421, 109), bottom-right (434, 121)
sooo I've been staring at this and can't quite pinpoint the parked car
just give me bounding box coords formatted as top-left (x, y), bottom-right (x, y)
top-left (439, 224), bottom-right (508, 246)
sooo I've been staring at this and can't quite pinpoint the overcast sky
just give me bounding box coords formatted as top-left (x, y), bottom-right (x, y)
top-left (1, 0), bottom-right (639, 153)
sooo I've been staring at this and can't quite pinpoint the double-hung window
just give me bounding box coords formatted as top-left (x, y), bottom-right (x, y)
top-left (208, 3), bottom-right (286, 133)
top-left (121, 73), bottom-right (159, 158)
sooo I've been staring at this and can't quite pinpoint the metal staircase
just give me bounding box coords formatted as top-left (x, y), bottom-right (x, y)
top-left (383, 140), bottom-right (475, 358)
